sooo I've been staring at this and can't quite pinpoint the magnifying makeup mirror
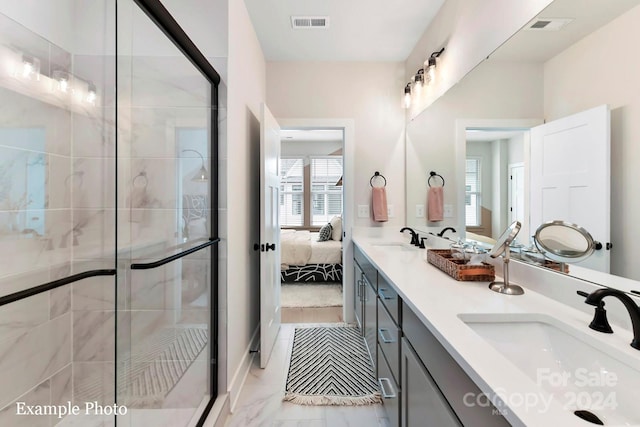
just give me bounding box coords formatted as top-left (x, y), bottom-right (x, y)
top-left (488, 221), bottom-right (524, 295)
top-left (534, 220), bottom-right (600, 263)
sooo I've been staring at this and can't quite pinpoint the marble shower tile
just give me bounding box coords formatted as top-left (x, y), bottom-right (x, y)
top-left (0, 378), bottom-right (51, 427)
top-left (73, 310), bottom-right (115, 362)
top-left (48, 154), bottom-right (72, 210)
top-left (50, 286), bottom-right (71, 319)
top-left (71, 157), bottom-right (116, 209)
top-left (72, 106), bottom-right (116, 157)
top-left (0, 292), bottom-right (48, 345)
top-left (129, 267), bottom-right (169, 310)
top-left (130, 56), bottom-right (209, 109)
top-left (51, 364), bottom-right (73, 410)
top-left (72, 362), bottom-right (115, 407)
top-left (0, 312), bottom-right (71, 409)
top-left (72, 275), bottom-right (115, 311)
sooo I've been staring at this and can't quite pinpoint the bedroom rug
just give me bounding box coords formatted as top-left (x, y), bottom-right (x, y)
top-left (283, 326), bottom-right (381, 406)
top-left (280, 284), bottom-right (342, 308)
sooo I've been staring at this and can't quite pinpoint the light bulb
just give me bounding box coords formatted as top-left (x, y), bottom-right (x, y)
top-left (21, 56), bottom-right (39, 80)
top-left (86, 82), bottom-right (97, 105)
top-left (404, 92), bottom-right (411, 109)
top-left (59, 78), bottom-right (68, 92)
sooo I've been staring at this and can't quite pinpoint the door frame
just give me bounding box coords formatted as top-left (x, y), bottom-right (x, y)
top-left (278, 118), bottom-right (356, 323)
top-left (455, 118), bottom-right (542, 243)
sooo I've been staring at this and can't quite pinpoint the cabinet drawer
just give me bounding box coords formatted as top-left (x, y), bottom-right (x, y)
top-left (377, 301), bottom-right (400, 384)
top-left (354, 245), bottom-right (377, 289)
top-left (377, 344), bottom-right (400, 427)
top-left (402, 304), bottom-right (510, 427)
top-left (377, 274), bottom-right (400, 324)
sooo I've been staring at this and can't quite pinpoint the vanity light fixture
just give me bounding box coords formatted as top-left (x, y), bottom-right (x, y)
top-left (425, 47), bottom-right (445, 82)
top-left (413, 68), bottom-right (424, 96)
top-left (182, 149), bottom-right (208, 182)
top-left (403, 83), bottom-right (412, 108)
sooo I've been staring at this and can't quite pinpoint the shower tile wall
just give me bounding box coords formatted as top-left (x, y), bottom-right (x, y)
top-left (0, 4), bottom-right (117, 427)
top-left (1, 1), bottom-right (214, 425)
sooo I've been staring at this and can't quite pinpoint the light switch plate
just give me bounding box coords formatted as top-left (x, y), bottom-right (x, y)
top-left (416, 204), bottom-right (425, 218)
top-left (357, 205), bottom-right (369, 218)
top-left (444, 204), bottom-right (453, 218)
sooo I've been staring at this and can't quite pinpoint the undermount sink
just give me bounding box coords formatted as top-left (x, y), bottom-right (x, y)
top-left (371, 243), bottom-right (419, 252)
top-left (459, 313), bottom-right (640, 425)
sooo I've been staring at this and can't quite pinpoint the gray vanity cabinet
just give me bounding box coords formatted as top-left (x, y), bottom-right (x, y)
top-left (401, 338), bottom-right (461, 427)
top-left (353, 243), bottom-right (510, 427)
top-left (354, 246), bottom-right (377, 365)
top-left (354, 261), bottom-right (364, 331)
top-left (363, 272), bottom-right (377, 366)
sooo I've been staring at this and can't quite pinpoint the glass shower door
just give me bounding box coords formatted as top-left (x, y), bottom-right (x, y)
top-left (116, 0), bottom-right (214, 425)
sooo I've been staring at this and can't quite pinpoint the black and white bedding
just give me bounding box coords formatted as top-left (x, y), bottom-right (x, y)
top-left (280, 230), bottom-right (342, 283)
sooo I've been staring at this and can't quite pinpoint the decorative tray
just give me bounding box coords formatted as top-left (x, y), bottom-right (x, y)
top-left (426, 249), bottom-right (495, 282)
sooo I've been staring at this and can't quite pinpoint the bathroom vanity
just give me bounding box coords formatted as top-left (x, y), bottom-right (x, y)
top-left (352, 230), bottom-right (640, 427)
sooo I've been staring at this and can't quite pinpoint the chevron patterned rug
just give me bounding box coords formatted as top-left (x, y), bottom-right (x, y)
top-left (284, 326), bottom-right (381, 405)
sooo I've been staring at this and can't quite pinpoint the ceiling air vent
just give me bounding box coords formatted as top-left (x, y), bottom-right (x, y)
top-left (291, 16), bottom-right (330, 29)
top-left (525, 17), bottom-right (573, 31)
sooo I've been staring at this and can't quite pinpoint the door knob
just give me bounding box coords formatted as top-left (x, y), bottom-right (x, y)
top-left (253, 243), bottom-right (261, 251)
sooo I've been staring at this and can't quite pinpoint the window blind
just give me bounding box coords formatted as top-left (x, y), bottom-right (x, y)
top-left (280, 158), bottom-right (304, 226)
top-left (310, 157), bottom-right (343, 226)
top-left (465, 158), bottom-right (481, 227)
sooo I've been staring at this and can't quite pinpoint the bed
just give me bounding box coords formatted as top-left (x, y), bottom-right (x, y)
top-left (280, 229), bottom-right (343, 283)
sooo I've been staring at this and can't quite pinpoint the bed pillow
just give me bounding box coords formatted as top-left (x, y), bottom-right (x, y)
top-left (329, 215), bottom-right (342, 241)
top-left (317, 222), bottom-right (333, 241)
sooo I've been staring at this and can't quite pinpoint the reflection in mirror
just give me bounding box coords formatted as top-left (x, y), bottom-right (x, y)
top-left (405, 0), bottom-right (640, 292)
top-left (534, 220), bottom-right (598, 263)
top-left (465, 128), bottom-right (528, 244)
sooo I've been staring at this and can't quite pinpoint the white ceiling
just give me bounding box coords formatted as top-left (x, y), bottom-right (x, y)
top-left (490, 0), bottom-right (640, 62)
top-left (243, 0), bottom-right (445, 61)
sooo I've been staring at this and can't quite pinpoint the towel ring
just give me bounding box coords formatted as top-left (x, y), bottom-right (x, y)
top-left (428, 171), bottom-right (445, 187)
top-left (370, 171), bottom-right (387, 188)
top-left (133, 171), bottom-right (148, 189)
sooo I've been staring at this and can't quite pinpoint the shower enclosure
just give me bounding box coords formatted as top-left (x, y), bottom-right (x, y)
top-left (0, 0), bottom-right (220, 425)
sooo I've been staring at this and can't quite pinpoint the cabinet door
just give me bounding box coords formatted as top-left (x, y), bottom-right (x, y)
top-left (401, 338), bottom-right (462, 427)
top-left (354, 262), bottom-right (364, 331)
top-left (363, 275), bottom-right (377, 366)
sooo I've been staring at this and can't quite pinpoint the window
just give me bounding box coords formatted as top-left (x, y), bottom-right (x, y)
top-left (310, 157), bottom-right (343, 226)
top-left (465, 157), bottom-right (481, 227)
top-left (280, 158), bottom-right (304, 226)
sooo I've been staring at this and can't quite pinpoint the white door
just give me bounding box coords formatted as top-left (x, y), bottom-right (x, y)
top-left (259, 103), bottom-right (281, 368)
top-left (530, 105), bottom-right (610, 272)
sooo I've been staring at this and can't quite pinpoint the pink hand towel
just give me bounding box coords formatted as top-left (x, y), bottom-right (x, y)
top-left (372, 187), bottom-right (388, 222)
top-left (428, 186), bottom-right (444, 222)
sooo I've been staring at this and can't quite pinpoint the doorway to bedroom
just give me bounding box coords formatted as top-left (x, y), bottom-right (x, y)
top-left (279, 128), bottom-right (344, 323)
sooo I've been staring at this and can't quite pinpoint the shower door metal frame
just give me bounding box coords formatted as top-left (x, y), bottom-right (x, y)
top-left (129, 0), bottom-right (221, 425)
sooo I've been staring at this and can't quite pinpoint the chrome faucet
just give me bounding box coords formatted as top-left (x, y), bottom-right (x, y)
top-left (400, 227), bottom-right (419, 246)
top-left (437, 227), bottom-right (456, 238)
top-left (579, 288), bottom-right (640, 350)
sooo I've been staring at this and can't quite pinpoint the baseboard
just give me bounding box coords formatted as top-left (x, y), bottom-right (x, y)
top-left (228, 325), bottom-right (260, 412)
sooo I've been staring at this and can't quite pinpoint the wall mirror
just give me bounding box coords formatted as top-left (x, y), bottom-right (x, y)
top-left (405, 0), bottom-right (640, 292)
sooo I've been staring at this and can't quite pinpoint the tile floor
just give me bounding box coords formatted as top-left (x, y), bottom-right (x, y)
top-left (223, 323), bottom-right (390, 427)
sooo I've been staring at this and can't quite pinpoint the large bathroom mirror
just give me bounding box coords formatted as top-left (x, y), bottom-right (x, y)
top-left (406, 0), bottom-right (640, 292)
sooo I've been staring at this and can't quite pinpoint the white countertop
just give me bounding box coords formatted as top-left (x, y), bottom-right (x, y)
top-left (352, 230), bottom-right (640, 427)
